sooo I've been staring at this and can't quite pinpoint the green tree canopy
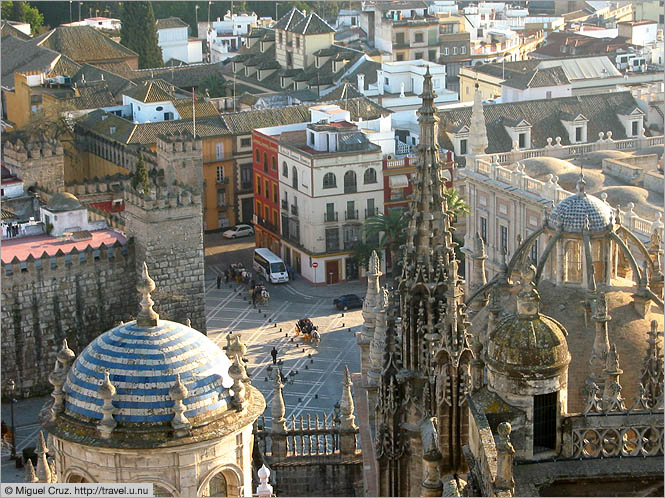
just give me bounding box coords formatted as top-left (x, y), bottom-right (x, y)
top-left (445, 186), bottom-right (471, 220)
top-left (200, 74), bottom-right (226, 98)
top-left (120, 1), bottom-right (163, 69)
top-left (132, 153), bottom-right (150, 194)
top-left (2, 1), bottom-right (44, 33)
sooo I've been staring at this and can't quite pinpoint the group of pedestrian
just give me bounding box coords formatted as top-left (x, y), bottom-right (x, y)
top-left (3, 223), bottom-right (22, 239)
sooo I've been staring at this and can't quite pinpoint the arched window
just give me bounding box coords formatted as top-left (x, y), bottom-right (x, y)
top-left (591, 239), bottom-right (604, 280)
top-left (363, 168), bottom-right (377, 184)
top-left (282, 161), bottom-right (288, 177)
top-left (323, 172), bottom-right (337, 189)
top-left (292, 166), bottom-right (298, 189)
top-left (263, 152), bottom-right (268, 172)
top-left (344, 171), bottom-right (357, 193)
top-left (564, 240), bottom-right (582, 283)
top-left (255, 149), bottom-right (260, 162)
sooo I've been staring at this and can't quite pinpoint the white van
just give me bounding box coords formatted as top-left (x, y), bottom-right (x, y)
top-left (253, 248), bottom-right (289, 284)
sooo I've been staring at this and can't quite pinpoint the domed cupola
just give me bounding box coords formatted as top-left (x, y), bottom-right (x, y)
top-left (487, 265), bottom-right (570, 379)
top-left (547, 175), bottom-right (614, 234)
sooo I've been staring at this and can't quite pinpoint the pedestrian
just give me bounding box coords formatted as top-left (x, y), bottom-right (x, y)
top-left (250, 278), bottom-right (255, 290)
top-left (252, 288), bottom-right (258, 305)
top-left (270, 347), bottom-right (278, 365)
top-left (224, 271), bottom-right (229, 284)
top-left (216, 273), bottom-right (222, 289)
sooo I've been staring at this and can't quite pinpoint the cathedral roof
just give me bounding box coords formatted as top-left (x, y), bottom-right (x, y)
top-left (547, 180), bottom-right (614, 233)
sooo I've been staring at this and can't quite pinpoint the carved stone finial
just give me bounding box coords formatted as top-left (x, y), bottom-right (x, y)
top-left (339, 365), bottom-right (357, 430)
top-left (271, 368), bottom-right (287, 433)
top-left (583, 382), bottom-right (603, 414)
top-left (169, 373), bottom-right (191, 437)
top-left (576, 173), bottom-right (587, 195)
top-left (229, 354), bottom-right (248, 410)
top-left (24, 458), bottom-right (39, 483)
top-left (256, 464), bottom-right (273, 497)
top-left (516, 263), bottom-right (540, 319)
top-left (35, 432), bottom-right (52, 483)
top-left (136, 262), bottom-right (159, 327)
top-left (56, 338), bottom-right (75, 365)
top-left (98, 371), bottom-right (117, 439)
top-left (602, 344), bottom-right (626, 412)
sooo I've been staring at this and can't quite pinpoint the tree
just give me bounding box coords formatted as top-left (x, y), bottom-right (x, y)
top-left (351, 241), bottom-right (382, 272)
top-left (120, 1), bottom-right (163, 69)
top-left (364, 209), bottom-right (408, 276)
top-left (2, 1), bottom-right (43, 33)
top-left (444, 187), bottom-right (471, 221)
top-left (200, 74), bottom-right (226, 98)
top-left (133, 153), bottom-right (149, 194)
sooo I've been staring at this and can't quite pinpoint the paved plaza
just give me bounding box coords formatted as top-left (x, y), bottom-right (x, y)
top-left (2, 238), bottom-right (368, 482)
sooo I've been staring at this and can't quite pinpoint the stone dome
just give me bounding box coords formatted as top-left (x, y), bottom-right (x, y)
top-left (547, 177), bottom-right (614, 233)
top-left (486, 312), bottom-right (570, 379)
top-left (46, 192), bottom-right (82, 212)
top-left (63, 320), bottom-right (233, 425)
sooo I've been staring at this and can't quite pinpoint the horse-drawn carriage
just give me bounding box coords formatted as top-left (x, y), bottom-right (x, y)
top-left (295, 318), bottom-right (320, 347)
top-left (249, 284), bottom-right (270, 305)
top-left (228, 263), bottom-right (251, 284)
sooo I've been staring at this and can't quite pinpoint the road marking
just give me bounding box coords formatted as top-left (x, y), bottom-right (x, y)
top-left (283, 283), bottom-right (315, 299)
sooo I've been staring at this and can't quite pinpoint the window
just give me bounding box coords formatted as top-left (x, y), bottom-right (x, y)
top-left (396, 53), bottom-right (404, 61)
top-left (273, 183), bottom-right (278, 203)
top-left (632, 121), bottom-right (639, 136)
top-left (264, 179), bottom-right (269, 199)
top-left (308, 131), bottom-right (314, 146)
top-left (292, 166), bottom-right (298, 189)
top-left (366, 198), bottom-right (376, 218)
top-left (282, 161), bottom-right (288, 177)
top-left (480, 216), bottom-right (487, 243)
top-left (533, 392), bottom-right (557, 450)
top-left (263, 152), bottom-right (268, 172)
top-left (344, 171), bottom-right (357, 193)
top-left (325, 227), bottom-right (340, 252)
top-left (271, 157), bottom-right (276, 171)
top-left (396, 32), bottom-right (405, 45)
top-left (279, 32), bottom-right (283, 44)
top-left (240, 165), bottom-right (252, 190)
top-left (346, 200), bottom-right (357, 220)
top-left (546, 90), bottom-right (552, 99)
top-left (415, 32), bottom-right (424, 43)
top-left (323, 172), bottom-right (337, 189)
top-left (216, 142), bottom-right (224, 160)
top-left (575, 127), bottom-right (582, 142)
top-left (256, 175), bottom-right (261, 195)
top-left (428, 49), bottom-right (436, 61)
top-left (241, 137), bottom-right (251, 147)
top-left (216, 166), bottom-right (224, 183)
top-left (385, 77), bottom-right (390, 85)
top-left (564, 240), bottom-right (582, 282)
top-left (461, 46), bottom-right (466, 54)
top-left (415, 52), bottom-right (423, 60)
top-left (530, 239), bottom-right (538, 265)
top-left (518, 133), bottom-right (526, 149)
top-left (296, 36), bottom-right (300, 49)
top-left (460, 139), bottom-right (467, 155)
top-left (217, 190), bottom-right (226, 207)
top-left (444, 47), bottom-right (449, 56)
top-left (255, 149), bottom-right (260, 161)
top-left (363, 168), bottom-right (377, 184)
top-left (453, 46), bottom-right (458, 55)
top-left (500, 225), bottom-right (508, 253)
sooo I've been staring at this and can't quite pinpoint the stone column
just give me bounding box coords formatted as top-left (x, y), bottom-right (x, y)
top-left (339, 366), bottom-right (358, 458)
top-left (588, 291), bottom-right (610, 387)
top-left (270, 370), bottom-right (288, 460)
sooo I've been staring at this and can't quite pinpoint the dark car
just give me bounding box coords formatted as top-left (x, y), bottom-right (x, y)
top-left (334, 294), bottom-right (363, 310)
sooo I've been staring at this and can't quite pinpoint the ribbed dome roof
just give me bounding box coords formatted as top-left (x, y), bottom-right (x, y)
top-left (487, 313), bottom-right (570, 378)
top-left (547, 176), bottom-right (614, 233)
top-left (63, 320), bottom-right (233, 425)
top-left (46, 192), bottom-right (82, 212)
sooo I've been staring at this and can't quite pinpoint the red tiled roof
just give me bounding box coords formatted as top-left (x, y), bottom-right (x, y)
top-left (1, 229), bottom-right (126, 263)
top-left (90, 200), bottom-right (125, 213)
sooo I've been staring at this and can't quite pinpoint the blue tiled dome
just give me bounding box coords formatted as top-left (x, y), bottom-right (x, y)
top-left (63, 320), bottom-right (233, 425)
top-left (548, 178), bottom-right (613, 233)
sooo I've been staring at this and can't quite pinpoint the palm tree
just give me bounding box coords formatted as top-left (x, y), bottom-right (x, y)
top-left (364, 210), bottom-right (408, 276)
top-left (444, 187), bottom-right (471, 221)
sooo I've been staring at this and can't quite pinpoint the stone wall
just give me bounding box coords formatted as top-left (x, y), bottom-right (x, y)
top-left (271, 460), bottom-right (364, 497)
top-left (3, 137), bottom-right (65, 193)
top-left (123, 184), bottom-right (207, 333)
top-left (1, 241), bottom-right (136, 397)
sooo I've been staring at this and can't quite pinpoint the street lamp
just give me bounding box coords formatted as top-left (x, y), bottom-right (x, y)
top-left (6, 379), bottom-right (16, 461)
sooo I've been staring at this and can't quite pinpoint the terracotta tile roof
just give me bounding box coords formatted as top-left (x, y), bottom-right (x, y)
top-left (437, 92), bottom-right (643, 154)
top-left (531, 31), bottom-right (637, 58)
top-left (1, 21), bottom-right (31, 40)
top-left (290, 12), bottom-right (335, 35)
top-left (130, 62), bottom-right (226, 90)
top-left (123, 80), bottom-right (174, 103)
top-left (173, 99), bottom-right (221, 119)
top-left (32, 26), bottom-right (138, 64)
top-left (273, 8), bottom-right (306, 31)
top-left (502, 66), bottom-right (570, 90)
top-left (156, 17), bottom-right (189, 30)
top-left (1, 35), bottom-right (80, 89)
top-left (89, 61), bottom-right (136, 79)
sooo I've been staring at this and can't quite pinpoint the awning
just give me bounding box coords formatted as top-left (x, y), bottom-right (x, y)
top-left (389, 175), bottom-right (409, 189)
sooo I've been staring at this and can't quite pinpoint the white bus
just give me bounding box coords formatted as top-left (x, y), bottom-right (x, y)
top-left (253, 248), bottom-right (289, 284)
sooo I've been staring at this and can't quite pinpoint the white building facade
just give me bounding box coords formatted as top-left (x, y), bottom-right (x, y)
top-left (202, 13), bottom-right (259, 63)
top-left (157, 18), bottom-right (203, 64)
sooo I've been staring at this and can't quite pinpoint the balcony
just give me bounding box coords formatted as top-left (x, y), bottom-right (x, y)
top-left (326, 240), bottom-right (340, 252)
top-left (281, 199), bottom-right (288, 210)
top-left (240, 182), bottom-right (253, 192)
top-left (256, 217), bottom-right (278, 234)
top-left (216, 177), bottom-right (230, 185)
top-left (344, 184), bottom-right (357, 194)
top-left (324, 211), bottom-right (338, 223)
top-left (290, 204), bottom-right (298, 216)
top-left (345, 209), bottom-right (359, 221)
top-left (365, 207), bottom-right (379, 218)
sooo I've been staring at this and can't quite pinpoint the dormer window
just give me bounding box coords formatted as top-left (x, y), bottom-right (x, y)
top-left (561, 113), bottom-right (588, 144)
top-left (451, 124), bottom-right (470, 156)
top-left (504, 119), bottom-right (532, 150)
top-left (617, 106), bottom-right (645, 137)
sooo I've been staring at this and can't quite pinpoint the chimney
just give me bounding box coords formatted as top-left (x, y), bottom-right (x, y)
top-left (357, 73), bottom-right (365, 92)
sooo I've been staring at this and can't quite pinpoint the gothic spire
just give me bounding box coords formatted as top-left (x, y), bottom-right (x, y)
top-left (468, 83), bottom-right (488, 156)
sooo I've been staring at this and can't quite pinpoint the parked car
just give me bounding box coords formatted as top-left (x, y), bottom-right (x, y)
top-left (223, 224), bottom-right (254, 239)
top-left (334, 294), bottom-right (363, 310)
